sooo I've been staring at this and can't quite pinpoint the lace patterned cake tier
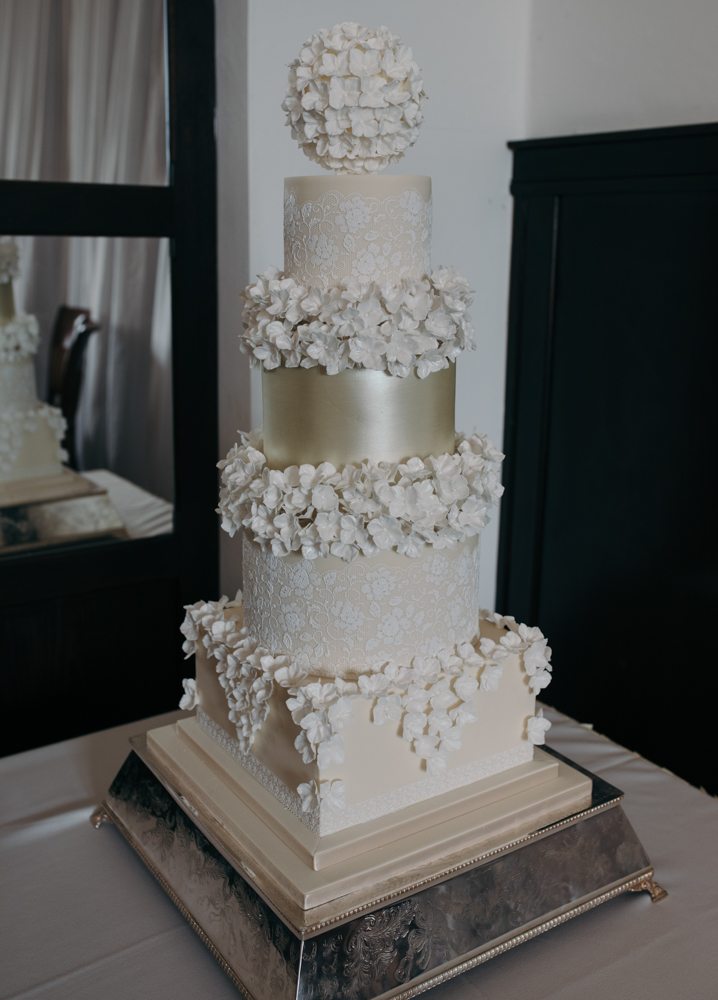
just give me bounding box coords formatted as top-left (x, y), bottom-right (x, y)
top-left (242, 533), bottom-right (480, 677)
top-left (284, 184), bottom-right (432, 287)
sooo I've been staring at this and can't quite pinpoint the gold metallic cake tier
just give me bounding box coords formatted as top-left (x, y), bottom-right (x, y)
top-left (262, 363), bottom-right (456, 469)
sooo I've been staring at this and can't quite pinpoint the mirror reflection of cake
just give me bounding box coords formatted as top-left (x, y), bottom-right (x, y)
top-left (0, 238), bottom-right (125, 547)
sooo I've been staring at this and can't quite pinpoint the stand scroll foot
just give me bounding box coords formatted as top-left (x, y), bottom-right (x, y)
top-left (90, 805), bottom-right (112, 829)
top-left (630, 873), bottom-right (668, 903)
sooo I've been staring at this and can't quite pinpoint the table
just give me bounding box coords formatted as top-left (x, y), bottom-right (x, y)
top-left (83, 469), bottom-right (174, 538)
top-left (1, 707), bottom-right (716, 999)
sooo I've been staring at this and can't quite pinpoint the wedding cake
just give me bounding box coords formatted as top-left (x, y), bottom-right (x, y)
top-left (0, 239), bottom-right (69, 493)
top-left (160, 23), bottom-right (590, 873)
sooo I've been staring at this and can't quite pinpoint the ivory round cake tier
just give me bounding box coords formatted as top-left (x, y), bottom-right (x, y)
top-left (0, 240), bottom-right (70, 494)
top-left (168, 21), bottom-right (579, 861)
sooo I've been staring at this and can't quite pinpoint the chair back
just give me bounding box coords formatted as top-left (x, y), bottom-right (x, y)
top-left (46, 306), bottom-right (100, 469)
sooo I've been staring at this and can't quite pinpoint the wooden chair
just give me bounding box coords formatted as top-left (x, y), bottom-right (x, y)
top-left (46, 307), bottom-right (100, 469)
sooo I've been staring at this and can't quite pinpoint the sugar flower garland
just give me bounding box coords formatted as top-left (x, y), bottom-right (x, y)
top-left (180, 599), bottom-right (553, 810)
top-left (217, 430), bottom-right (504, 562)
top-left (0, 238), bottom-right (20, 284)
top-left (0, 315), bottom-right (41, 363)
top-left (0, 404), bottom-right (67, 473)
top-left (282, 22), bottom-right (427, 174)
top-left (239, 266), bottom-right (474, 378)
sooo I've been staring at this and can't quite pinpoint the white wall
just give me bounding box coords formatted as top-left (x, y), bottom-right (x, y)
top-left (527, 0), bottom-right (718, 136)
top-left (216, 0), bottom-right (532, 608)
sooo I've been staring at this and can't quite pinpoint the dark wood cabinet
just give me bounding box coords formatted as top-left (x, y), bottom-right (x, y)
top-left (499, 123), bottom-right (718, 793)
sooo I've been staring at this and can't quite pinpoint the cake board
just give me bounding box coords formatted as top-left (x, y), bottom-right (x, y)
top-left (92, 735), bottom-right (666, 1000)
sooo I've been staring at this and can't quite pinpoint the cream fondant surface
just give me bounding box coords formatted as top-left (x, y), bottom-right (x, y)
top-left (195, 609), bottom-right (538, 836)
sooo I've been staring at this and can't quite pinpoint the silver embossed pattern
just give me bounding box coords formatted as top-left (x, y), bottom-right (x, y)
top-left (242, 534), bottom-right (481, 676)
top-left (284, 187), bottom-right (432, 286)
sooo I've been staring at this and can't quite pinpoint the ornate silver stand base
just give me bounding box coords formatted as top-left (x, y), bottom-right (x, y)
top-left (93, 742), bottom-right (665, 1000)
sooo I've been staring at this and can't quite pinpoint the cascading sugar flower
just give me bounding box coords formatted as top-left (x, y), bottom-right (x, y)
top-left (282, 22), bottom-right (427, 174)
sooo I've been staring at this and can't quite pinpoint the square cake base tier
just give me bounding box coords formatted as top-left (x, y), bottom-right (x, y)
top-left (92, 735), bottom-right (665, 1000)
top-left (147, 719), bottom-right (593, 894)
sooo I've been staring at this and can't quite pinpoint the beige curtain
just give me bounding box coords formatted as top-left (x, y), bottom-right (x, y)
top-left (0, 0), bottom-right (173, 501)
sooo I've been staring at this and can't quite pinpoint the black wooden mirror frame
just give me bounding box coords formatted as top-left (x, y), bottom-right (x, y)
top-left (0, 0), bottom-right (219, 754)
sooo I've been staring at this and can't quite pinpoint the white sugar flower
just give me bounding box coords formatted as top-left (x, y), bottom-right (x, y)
top-left (312, 484), bottom-right (340, 511)
top-left (479, 638), bottom-right (509, 664)
top-left (527, 708), bottom-right (551, 745)
top-left (403, 683), bottom-right (432, 714)
top-left (426, 750), bottom-right (451, 776)
top-left (524, 639), bottom-right (551, 676)
top-left (383, 661), bottom-right (414, 688)
top-left (367, 514), bottom-right (404, 550)
top-left (519, 623), bottom-right (545, 644)
top-left (319, 779), bottom-right (346, 811)
top-left (358, 672), bottom-right (390, 697)
top-left (500, 631), bottom-right (525, 653)
top-left (457, 642), bottom-right (483, 668)
top-left (334, 678), bottom-right (358, 696)
top-left (480, 663), bottom-right (503, 692)
top-left (317, 734), bottom-right (345, 769)
top-left (327, 696), bottom-right (356, 731)
top-left (274, 661), bottom-right (308, 687)
top-left (412, 656), bottom-right (441, 684)
top-left (179, 678), bottom-right (198, 711)
top-left (440, 726), bottom-right (463, 753)
top-left (450, 701), bottom-right (478, 727)
top-left (429, 678), bottom-right (455, 710)
top-left (373, 693), bottom-right (403, 725)
top-left (427, 710), bottom-right (453, 736)
top-left (294, 731), bottom-right (316, 763)
top-left (529, 669), bottom-right (552, 695)
top-left (454, 672), bottom-right (479, 701)
top-left (298, 780), bottom-right (320, 812)
top-left (301, 710), bottom-right (332, 745)
top-left (402, 712), bottom-right (427, 741)
top-left (414, 734), bottom-right (439, 760)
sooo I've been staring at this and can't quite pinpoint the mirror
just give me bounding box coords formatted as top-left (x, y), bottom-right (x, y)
top-left (0, 234), bottom-right (173, 553)
top-left (0, 0), bottom-right (167, 186)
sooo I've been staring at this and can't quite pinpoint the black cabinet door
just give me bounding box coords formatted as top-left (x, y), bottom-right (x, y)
top-left (499, 123), bottom-right (718, 793)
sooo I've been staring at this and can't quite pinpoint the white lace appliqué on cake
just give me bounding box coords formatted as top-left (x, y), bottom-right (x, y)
top-left (242, 534), bottom-right (480, 674)
top-left (180, 599), bottom-right (553, 833)
top-left (284, 187), bottom-right (431, 286)
top-left (239, 267), bottom-right (474, 377)
top-left (218, 431), bottom-right (504, 563)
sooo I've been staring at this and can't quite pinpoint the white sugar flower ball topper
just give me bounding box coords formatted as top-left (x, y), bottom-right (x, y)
top-left (282, 22), bottom-right (427, 174)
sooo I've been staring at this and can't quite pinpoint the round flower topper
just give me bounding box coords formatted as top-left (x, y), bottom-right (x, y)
top-left (282, 22), bottom-right (427, 174)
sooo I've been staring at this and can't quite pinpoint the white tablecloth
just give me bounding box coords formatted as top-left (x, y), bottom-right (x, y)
top-left (1, 707), bottom-right (717, 999)
top-left (83, 469), bottom-right (174, 538)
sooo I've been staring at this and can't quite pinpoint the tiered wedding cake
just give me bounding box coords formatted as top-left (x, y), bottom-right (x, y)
top-left (0, 240), bottom-right (69, 493)
top-left (159, 24), bottom-right (590, 886)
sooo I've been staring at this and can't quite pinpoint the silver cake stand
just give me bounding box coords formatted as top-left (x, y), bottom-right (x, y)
top-left (92, 736), bottom-right (666, 1000)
